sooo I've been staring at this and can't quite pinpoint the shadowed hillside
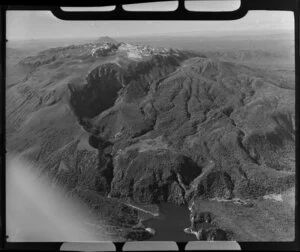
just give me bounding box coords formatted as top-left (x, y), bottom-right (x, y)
top-left (6, 36), bottom-right (295, 241)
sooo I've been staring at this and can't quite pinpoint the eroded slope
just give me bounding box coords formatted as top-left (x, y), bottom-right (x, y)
top-left (6, 40), bottom-right (295, 241)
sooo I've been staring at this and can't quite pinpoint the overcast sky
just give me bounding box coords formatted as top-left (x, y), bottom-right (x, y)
top-left (6, 1), bottom-right (294, 40)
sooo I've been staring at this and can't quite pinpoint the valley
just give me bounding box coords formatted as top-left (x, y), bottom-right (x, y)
top-left (5, 34), bottom-right (295, 242)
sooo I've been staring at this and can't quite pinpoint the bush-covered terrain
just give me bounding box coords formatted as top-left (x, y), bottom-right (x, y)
top-left (6, 36), bottom-right (295, 241)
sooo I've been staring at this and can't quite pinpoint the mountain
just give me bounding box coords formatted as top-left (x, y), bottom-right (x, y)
top-left (93, 36), bottom-right (119, 45)
top-left (6, 38), bottom-right (295, 241)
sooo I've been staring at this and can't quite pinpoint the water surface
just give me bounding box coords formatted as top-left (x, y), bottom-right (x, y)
top-left (143, 203), bottom-right (197, 241)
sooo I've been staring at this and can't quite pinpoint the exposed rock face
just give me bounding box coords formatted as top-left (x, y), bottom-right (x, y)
top-left (91, 43), bottom-right (119, 57)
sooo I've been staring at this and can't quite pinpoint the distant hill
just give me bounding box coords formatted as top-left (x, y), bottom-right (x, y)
top-left (93, 36), bottom-right (119, 45)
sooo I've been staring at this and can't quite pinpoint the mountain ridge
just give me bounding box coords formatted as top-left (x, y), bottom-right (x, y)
top-left (6, 40), bottom-right (295, 241)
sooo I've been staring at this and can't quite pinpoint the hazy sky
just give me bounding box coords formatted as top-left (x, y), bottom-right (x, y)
top-left (6, 1), bottom-right (294, 40)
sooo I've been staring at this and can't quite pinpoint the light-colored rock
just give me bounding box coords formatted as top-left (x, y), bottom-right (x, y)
top-left (145, 227), bottom-right (155, 235)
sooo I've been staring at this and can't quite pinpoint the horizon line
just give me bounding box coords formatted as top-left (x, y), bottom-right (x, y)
top-left (7, 28), bottom-right (293, 41)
